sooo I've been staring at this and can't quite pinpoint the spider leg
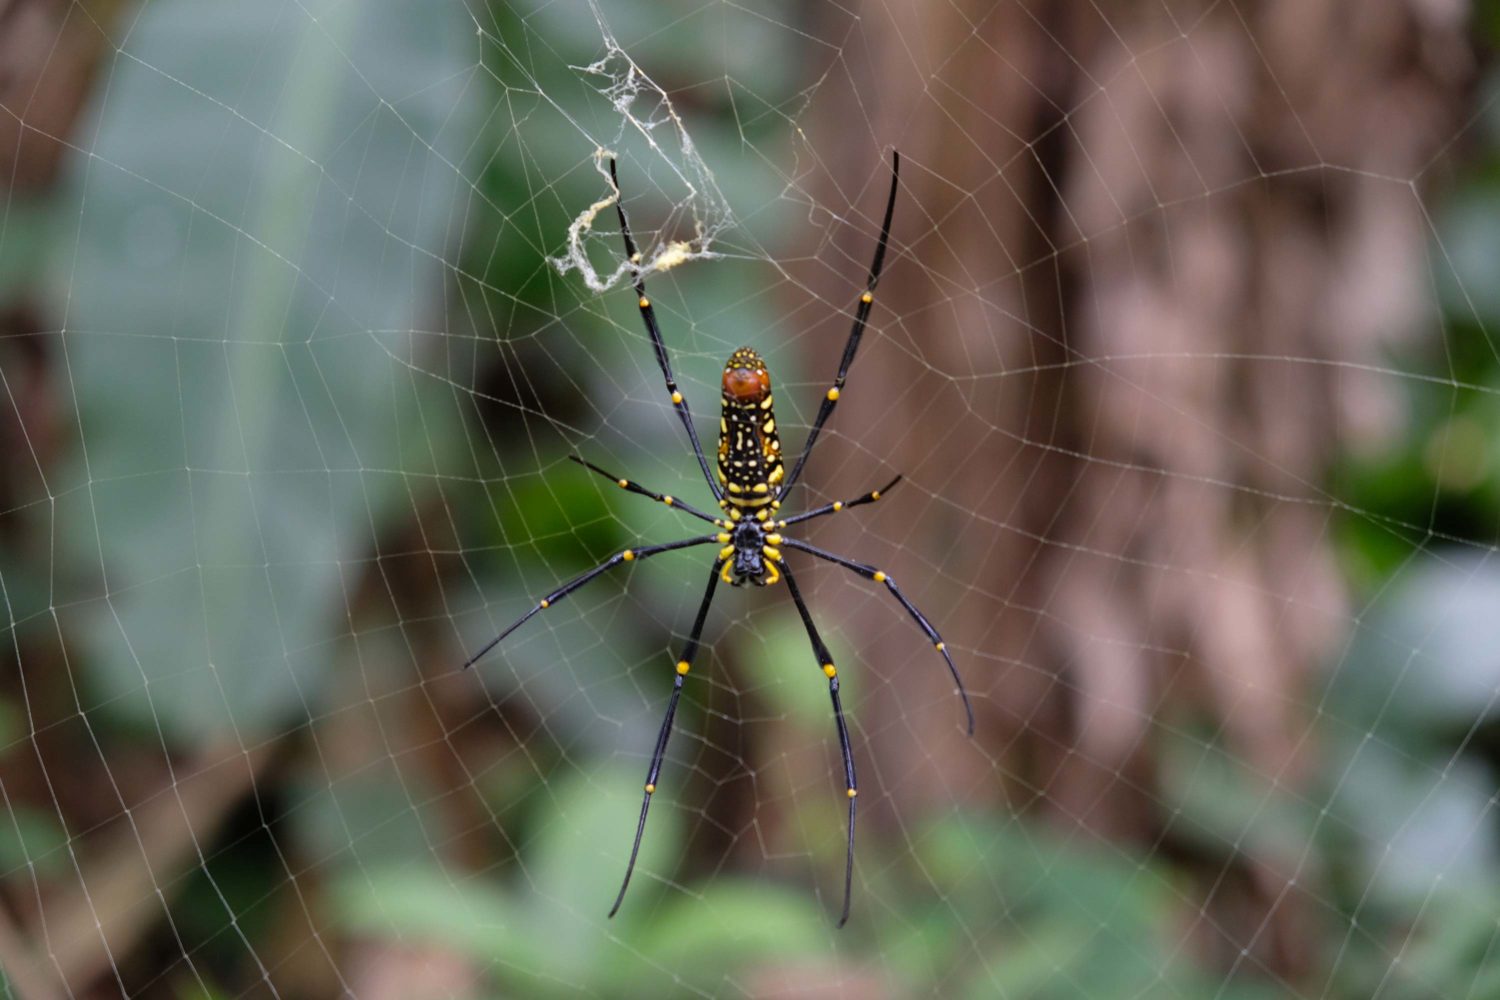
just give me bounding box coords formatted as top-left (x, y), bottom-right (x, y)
top-left (461, 534), bottom-right (721, 670)
top-left (609, 160), bottom-right (724, 503)
top-left (780, 537), bottom-right (975, 736)
top-left (775, 474), bottom-right (901, 530)
top-left (782, 151), bottom-right (900, 496)
top-left (781, 563), bottom-right (858, 928)
top-left (570, 455), bottom-right (724, 526)
top-left (610, 557), bottom-right (725, 918)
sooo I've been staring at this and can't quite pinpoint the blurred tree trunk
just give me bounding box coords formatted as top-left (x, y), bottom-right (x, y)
top-left (796, 0), bottom-right (1471, 979)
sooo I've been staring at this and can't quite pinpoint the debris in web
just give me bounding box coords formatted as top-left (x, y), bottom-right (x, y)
top-left (548, 11), bottom-right (731, 292)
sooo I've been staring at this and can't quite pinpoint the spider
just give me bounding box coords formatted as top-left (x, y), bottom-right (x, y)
top-left (464, 152), bottom-right (974, 927)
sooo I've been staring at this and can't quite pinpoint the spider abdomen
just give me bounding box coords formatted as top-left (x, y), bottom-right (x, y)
top-left (718, 347), bottom-right (783, 509)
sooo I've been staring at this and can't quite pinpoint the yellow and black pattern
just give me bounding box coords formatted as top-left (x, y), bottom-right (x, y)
top-left (717, 347), bottom-right (784, 508)
top-left (464, 153), bottom-right (975, 930)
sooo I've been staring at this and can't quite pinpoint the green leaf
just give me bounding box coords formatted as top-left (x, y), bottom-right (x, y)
top-left (523, 762), bottom-right (686, 980)
top-left (51, 0), bottom-right (475, 743)
top-left (330, 865), bottom-right (555, 984)
top-left (626, 880), bottom-right (831, 993)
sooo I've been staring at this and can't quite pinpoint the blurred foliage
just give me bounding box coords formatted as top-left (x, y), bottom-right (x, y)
top-left (1312, 6), bottom-right (1500, 995)
top-left (49, 0), bottom-right (475, 743)
top-left (2, 0), bottom-right (1500, 996)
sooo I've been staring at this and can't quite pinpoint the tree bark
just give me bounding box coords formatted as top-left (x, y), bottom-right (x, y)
top-left (795, 0), bottom-right (1471, 980)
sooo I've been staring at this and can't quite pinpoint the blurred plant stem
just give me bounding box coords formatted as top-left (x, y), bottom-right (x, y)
top-left (43, 740), bottom-right (278, 992)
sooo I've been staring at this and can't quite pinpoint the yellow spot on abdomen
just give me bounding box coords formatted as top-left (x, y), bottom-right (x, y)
top-left (622, 550), bottom-right (635, 561)
top-left (676, 660), bottom-right (691, 675)
top-left (826, 387), bottom-right (840, 402)
top-left (823, 663), bottom-right (837, 678)
top-left (873, 571), bottom-right (886, 583)
top-left (638, 297), bottom-right (650, 309)
top-left (860, 292), bottom-right (873, 305)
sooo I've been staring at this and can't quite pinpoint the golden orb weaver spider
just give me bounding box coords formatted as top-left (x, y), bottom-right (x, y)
top-left (463, 152), bottom-right (974, 927)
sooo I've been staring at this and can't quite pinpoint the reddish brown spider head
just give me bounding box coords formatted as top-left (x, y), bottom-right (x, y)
top-left (722, 347), bottom-right (771, 405)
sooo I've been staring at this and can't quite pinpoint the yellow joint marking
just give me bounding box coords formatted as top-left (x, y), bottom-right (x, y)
top-left (755, 508), bottom-right (770, 520)
top-left (676, 660), bottom-right (691, 675)
top-left (671, 390), bottom-right (683, 404)
top-left (847, 788), bottom-right (858, 799)
top-left (822, 663), bottom-right (837, 678)
top-left (717, 532), bottom-right (731, 543)
top-left (638, 297), bottom-right (650, 309)
top-left (617, 478), bottom-right (629, 488)
top-left (663, 496), bottom-right (675, 506)
top-left (752, 483), bottom-right (769, 494)
top-left (644, 783), bottom-right (655, 794)
top-left (861, 292), bottom-right (873, 305)
top-left (539, 599), bottom-right (550, 608)
top-left (718, 545), bottom-right (736, 561)
top-left (764, 563), bottom-right (780, 585)
top-left (763, 545), bottom-right (782, 562)
top-left (622, 550), bottom-right (635, 562)
top-left (873, 571), bottom-right (886, 583)
top-left (728, 508), bottom-right (742, 520)
top-left (826, 387), bottom-right (840, 401)
top-left (771, 500), bottom-right (781, 510)
top-left (935, 642), bottom-right (945, 652)
top-left (832, 501), bottom-right (843, 512)
top-left (766, 533), bottom-right (783, 545)
top-left (871, 490), bottom-right (882, 500)
top-left (721, 561), bottom-right (735, 584)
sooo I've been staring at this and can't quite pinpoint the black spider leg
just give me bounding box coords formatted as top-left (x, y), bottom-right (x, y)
top-left (461, 534), bottom-right (720, 670)
top-left (780, 562), bottom-right (858, 928)
top-left (782, 151), bottom-right (901, 496)
top-left (609, 159), bottom-right (723, 502)
top-left (570, 455), bottom-right (724, 526)
top-left (776, 474), bottom-right (902, 530)
top-left (610, 557), bottom-right (725, 918)
top-left (781, 537), bottom-right (975, 736)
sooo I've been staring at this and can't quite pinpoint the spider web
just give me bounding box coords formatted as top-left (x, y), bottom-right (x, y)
top-left (1, 0), bottom-right (1498, 996)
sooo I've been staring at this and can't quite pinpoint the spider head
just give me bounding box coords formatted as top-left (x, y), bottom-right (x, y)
top-left (729, 518), bottom-right (768, 585)
top-left (722, 348), bottom-right (770, 406)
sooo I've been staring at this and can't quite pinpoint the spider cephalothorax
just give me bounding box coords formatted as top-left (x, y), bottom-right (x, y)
top-left (719, 515), bottom-right (779, 586)
top-left (464, 152), bottom-right (974, 928)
